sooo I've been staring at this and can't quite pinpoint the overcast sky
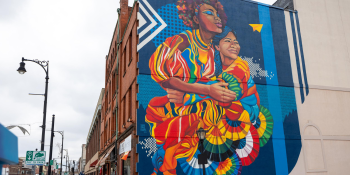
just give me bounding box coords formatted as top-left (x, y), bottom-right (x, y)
top-left (0, 0), bottom-right (276, 167)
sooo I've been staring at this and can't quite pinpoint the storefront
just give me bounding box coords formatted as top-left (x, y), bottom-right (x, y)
top-left (117, 134), bottom-right (132, 175)
top-left (98, 145), bottom-right (115, 175)
top-left (84, 153), bottom-right (99, 175)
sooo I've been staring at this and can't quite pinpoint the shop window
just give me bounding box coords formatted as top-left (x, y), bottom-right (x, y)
top-left (122, 157), bottom-right (131, 175)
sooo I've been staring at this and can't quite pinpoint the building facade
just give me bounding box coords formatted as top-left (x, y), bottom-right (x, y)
top-left (114, 1), bottom-right (138, 175)
top-left (84, 89), bottom-right (103, 175)
top-left (106, 0), bottom-right (350, 174)
top-left (6, 158), bottom-right (33, 175)
top-left (79, 144), bottom-right (86, 173)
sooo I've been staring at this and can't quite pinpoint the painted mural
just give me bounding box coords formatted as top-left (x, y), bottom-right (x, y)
top-left (136, 0), bottom-right (306, 174)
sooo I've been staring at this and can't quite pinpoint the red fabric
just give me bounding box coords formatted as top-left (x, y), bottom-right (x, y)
top-left (89, 159), bottom-right (98, 167)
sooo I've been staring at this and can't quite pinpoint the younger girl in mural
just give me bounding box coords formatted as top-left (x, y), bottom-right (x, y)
top-left (172, 27), bottom-right (274, 175)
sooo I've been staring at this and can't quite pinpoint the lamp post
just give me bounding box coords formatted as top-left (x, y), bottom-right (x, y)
top-left (196, 128), bottom-right (207, 175)
top-left (64, 150), bottom-right (69, 173)
top-left (72, 161), bottom-right (75, 175)
top-left (54, 131), bottom-right (64, 175)
top-left (17, 57), bottom-right (49, 175)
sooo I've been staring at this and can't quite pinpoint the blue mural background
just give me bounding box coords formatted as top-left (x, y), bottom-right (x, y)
top-left (136, 0), bottom-right (302, 174)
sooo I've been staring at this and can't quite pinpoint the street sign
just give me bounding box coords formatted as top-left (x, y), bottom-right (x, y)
top-left (25, 151), bottom-right (46, 165)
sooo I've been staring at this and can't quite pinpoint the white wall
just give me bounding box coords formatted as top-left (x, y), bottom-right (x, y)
top-left (289, 0), bottom-right (350, 174)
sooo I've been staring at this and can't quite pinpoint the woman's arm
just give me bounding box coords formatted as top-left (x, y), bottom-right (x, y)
top-left (161, 77), bottom-right (236, 103)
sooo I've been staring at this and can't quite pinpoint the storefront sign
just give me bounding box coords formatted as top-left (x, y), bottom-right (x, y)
top-left (119, 135), bottom-right (131, 155)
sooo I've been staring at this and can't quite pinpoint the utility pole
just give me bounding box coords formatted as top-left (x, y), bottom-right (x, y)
top-left (48, 115), bottom-right (55, 175)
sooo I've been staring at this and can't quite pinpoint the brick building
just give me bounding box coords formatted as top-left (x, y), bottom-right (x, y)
top-left (5, 158), bottom-right (39, 175)
top-left (84, 89), bottom-right (103, 175)
top-left (94, 0), bottom-right (139, 175)
top-left (109, 0), bottom-right (350, 174)
top-left (114, 1), bottom-right (138, 175)
top-left (97, 3), bottom-right (125, 175)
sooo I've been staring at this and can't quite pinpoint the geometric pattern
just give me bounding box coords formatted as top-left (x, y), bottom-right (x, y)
top-left (137, 0), bottom-right (167, 51)
top-left (241, 56), bottom-right (274, 80)
top-left (139, 137), bottom-right (157, 158)
top-left (151, 4), bottom-right (191, 47)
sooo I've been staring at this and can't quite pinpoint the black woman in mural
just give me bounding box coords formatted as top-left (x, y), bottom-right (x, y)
top-left (146, 0), bottom-right (273, 174)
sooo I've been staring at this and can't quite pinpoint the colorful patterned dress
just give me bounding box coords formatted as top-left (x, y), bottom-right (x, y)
top-left (147, 29), bottom-right (216, 174)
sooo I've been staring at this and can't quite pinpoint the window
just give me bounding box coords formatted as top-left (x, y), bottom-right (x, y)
top-left (123, 48), bottom-right (126, 76)
top-left (123, 97), bottom-right (126, 127)
top-left (129, 87), bottom-right (132, 119)
top-left (112, 73), bottom-right (116, 93)
top-left (302, 121), bottom-right (327, 173)
top-left (106, 91), bottom-right (109, 111)
top-left (116, 107), bottom-right (118, 137)
top-left (128, 35), bottom-right (132, 65)
top-left (122, 157), bottom-right (131, 175)
top-left (116, 71), bottom-right (119, 91)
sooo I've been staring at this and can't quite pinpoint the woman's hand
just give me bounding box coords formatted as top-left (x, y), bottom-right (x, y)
top-left (167, 88), bottom-right (185, 104)
top-left (162, 78), bottom-right (236, 103)
top-left (208, 82), bottom-right (236, 103)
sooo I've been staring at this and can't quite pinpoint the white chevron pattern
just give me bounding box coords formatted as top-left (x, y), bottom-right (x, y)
top-left (137, 0), bottom-right (167, 51)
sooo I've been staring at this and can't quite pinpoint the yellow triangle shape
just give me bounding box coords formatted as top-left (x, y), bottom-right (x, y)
top-left (249, 24), bottom-right (263, 32)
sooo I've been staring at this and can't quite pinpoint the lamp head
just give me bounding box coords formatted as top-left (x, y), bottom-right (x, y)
top-left (196, 128), bottom-right (206, 141)
top-left (17, 61), bottom-right (26, 74)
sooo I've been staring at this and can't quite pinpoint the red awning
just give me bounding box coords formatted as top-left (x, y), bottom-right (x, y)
top-left (89, 159), bottom-right (98, 167)
top-left (99, 145), bottom-right (115, 166)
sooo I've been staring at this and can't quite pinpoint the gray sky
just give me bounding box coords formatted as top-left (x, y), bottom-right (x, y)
top-left (0, 0), bottom-right (276, 167)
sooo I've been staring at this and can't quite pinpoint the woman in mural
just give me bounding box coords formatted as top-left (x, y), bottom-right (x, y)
top-left (147, 0), bottom-right (231, 174)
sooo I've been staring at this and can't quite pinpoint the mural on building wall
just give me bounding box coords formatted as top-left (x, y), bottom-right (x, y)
top-left (136, 0), bottom-right (305, 174)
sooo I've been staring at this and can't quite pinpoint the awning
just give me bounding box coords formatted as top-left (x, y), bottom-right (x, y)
top-left (89, 159), bottom-right (98, 167)
top-left (98, 145), bottom-right (115, 166)
top-left (96, 153), bottom-right (107, 167)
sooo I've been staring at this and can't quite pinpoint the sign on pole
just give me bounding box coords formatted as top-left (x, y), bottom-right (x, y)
top-left (25, 151), bottom-right (46, 165)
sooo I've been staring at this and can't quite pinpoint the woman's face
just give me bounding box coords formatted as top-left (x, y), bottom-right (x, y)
top-left (215, 32), bottom-right (240, 62)
top-left (195, 4), bottom-right (222, 34)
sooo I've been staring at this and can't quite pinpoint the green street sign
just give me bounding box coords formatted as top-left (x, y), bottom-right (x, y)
top-left (25, 151), bottom-right (46, 165)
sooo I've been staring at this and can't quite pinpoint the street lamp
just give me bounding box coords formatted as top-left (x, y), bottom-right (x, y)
top-left (17, 57), bottom-right (49, 175)
top-left (72, 161), bottom-right (75, 175)
top-left (64, 150), bottom-right (69, 173)
top-left (17, 61), bottom-right (26, 74)
top-left (54, 131), bottom-right (64, 175)
top-left (197, 128), bottom-right (207, 175)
